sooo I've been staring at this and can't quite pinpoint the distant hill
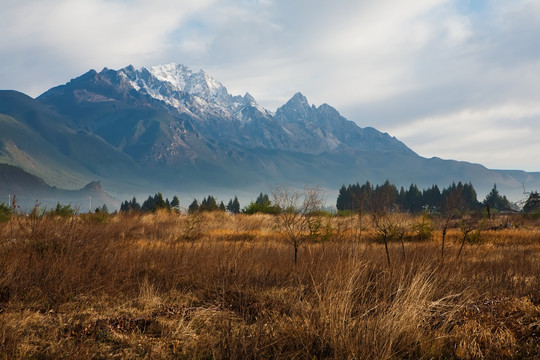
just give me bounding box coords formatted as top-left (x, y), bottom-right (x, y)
top-left (0, 164), bottom-right (118, 211)
top-left (1, 63), bottom-right (539, 205)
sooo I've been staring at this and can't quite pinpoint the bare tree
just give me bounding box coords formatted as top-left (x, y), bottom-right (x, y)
top-left (456, 212), bottom-right (483, 259)
top-left (439, 187), bottom-right (465, 262)
top-left (371, 211), bottom-right (393, 266)
top-left (371, 181), bottom-right (397, 266)
top-left (271, 185), bottom-right (325, 264)
top-left (391, 213), bottom-right (409, 260)
top-left (350, 192), bottom-right (369, 249)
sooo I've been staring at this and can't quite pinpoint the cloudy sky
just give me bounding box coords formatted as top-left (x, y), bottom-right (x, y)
top-left (1, 0), bottom-right (540, 171)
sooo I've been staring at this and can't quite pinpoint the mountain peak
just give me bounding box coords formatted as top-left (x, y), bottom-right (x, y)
top-left (275, 92), bottom-right (312, 121)
top-left (243, 92), bottom-right (257, 105)
top-left (82, 180), bottom-right (103, 191)
top-left (287, 92), bottom-right (310, 108)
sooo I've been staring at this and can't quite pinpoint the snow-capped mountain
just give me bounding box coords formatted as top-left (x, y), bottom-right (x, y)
top-left (118, 63), bottom-right (268, 122)
top-left (34, 63), bottom-right (415, 167)
top-left (2, 63), bottom-right (539, 200)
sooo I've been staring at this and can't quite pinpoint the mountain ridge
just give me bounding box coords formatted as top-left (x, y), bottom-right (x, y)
top-left (0, 63), bottom-right (538, 204)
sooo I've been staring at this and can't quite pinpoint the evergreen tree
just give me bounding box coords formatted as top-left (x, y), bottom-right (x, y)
top-left (397, 186), bottom-right (407, 210)
top-left (336, 185), bottom-right (350, 211)
top-left (141, 195), bottom-right (155, 212)
top-left (141, 193), bottom-right (168, 212)
top-left (227, 196), bottom-right (241, 214)
top-left (373, 180), bottom-right (398, 212)
top-left (483, 184), bottom-right (510, 211)
top-left (336, 181), bottom-right (373, 212)
top-left (171, 196), bottom-right (180, 211)
top-left (255, 193), bottom-right (271, 207)
top-left (405, 184), bottom-right (423, 212)
top-left (154, 193), bottom-right (167, 211)
top-left (423, 185), bottom-right (442, 210)
top-left (200, 195), bottom-right (218, 212)
top-left (130, 197), bottom-right (141, 212)
top-left (243, 193), bottom-right (279, 214)
top-left (219, 201), bottom-right (226, 211)
top-left (523, 191), bottom-right (540, 213)
top-left (188, 199), bottom-right (199, 214)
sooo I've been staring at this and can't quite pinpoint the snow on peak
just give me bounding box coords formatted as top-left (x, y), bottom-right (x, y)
top-left (117, 63), bottom-right (269, 123)
top-left (147, 63), bottom-right (227, 101)
top-left (149, 63), bottom-right (191, 90)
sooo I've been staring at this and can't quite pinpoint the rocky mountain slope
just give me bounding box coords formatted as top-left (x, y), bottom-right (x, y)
top-left (1, 63), bottom-right (539, 203)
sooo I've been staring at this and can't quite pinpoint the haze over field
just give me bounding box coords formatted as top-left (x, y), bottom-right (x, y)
top-left (2, 0), bottom-right (540, 172)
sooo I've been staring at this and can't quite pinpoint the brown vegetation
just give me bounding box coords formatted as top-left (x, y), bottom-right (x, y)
top-left (0, 210), bottom-right (538, 359)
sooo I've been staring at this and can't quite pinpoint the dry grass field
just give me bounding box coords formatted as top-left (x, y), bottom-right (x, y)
top-left (0, 210), bottom-right (538, 359)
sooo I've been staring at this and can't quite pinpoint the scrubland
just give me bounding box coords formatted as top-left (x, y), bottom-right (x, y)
top-left (0, 211), bottom-right (538, 359)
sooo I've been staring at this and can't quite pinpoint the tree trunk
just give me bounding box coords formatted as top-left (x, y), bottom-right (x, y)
top-left (457, 235), bottom-right (466, 259)
top-left (441, 228), bottom-right (447, 262)
top-left (384, 237), bottom-right (391, 266)
top-left (294, 244), bottom-right (298, 264)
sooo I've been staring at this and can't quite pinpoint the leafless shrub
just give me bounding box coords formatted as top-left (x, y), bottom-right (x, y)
top-left (271, 185), bottom-right (325, 263)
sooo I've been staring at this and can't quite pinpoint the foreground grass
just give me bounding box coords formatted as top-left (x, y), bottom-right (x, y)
top-left (0, 211), bottom-right (538, 359)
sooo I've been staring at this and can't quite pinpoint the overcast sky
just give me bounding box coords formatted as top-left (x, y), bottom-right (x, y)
top-left (1, 0), bottom-right (539, 171)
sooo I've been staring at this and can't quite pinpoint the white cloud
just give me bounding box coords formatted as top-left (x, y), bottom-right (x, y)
top-left (0, 0), bottom-right (216, 92)
top-left (389, 103), bottom-right (540, 171)
top-left (1, 0), bottom-right (540, 171)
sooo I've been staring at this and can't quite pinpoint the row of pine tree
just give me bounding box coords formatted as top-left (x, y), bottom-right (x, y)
top-left (118, 182), bottom-right (518, 215)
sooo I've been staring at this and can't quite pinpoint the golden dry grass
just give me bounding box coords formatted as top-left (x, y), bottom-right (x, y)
top-left (0, 211), bottom-right (538, 359)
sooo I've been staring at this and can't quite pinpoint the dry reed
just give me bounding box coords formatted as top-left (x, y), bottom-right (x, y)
top-left (0, 211), bottom-right (537, 359)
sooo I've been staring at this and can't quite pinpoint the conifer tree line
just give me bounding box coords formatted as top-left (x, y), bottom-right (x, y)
top-left (118, 182), bottom-right (516, 216)
top-left (336, 180), bottom-right (511, 213)
top-left (120, 193), bottom-right (241, 214)
top-left (120, 193), bottom-right (180, 213)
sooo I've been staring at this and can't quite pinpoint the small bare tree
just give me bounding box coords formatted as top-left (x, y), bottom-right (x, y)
top-left (391, 213), bottom-right (409, 260)
top-left (371, 211), bottom-right (393, 266)
top-left (439, 187), bottom-right (465, 262)
top-left (371, 181), bottom-right (397, 266)
top-left (456, 211), bottom-right (484, 259)
top-left (350, 192), bottom-right (369, 249)
top-left (271, 185), bottom-right (325, 264)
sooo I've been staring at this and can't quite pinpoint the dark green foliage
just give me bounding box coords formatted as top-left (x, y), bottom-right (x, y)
top-left (95, 204), bottom-right (109, 214)
top-left (170, 196), bottom-right (180, 211)
top-left (122, 194), bottom-right (180, 213)
top-left (141, 193), bottom-right (167, 212)
top-left (337, 180), bottom-right (398, 213)
top-left (403, 184), bottom-right (423, 212)
top-left (120, 197), bottom-right (141, 213)
top-left (441, 181), bottom-right (482, 211)
top-left (0, 202), bottom-right (11, 222)
top-left (226, 196), bottom-right (241, 214)
top-left (523, 191), bottom-right (540, 213)
top-left (188, 196), bottom-right (224, 213)
top-left (483, 184), bottom-right (511, 211)
top-left (336, 181), bottom-right (373, 212)
top-left (422, 185), bottom-right (442, 210)
top-left (49, 202), bottom-right (76, 217)
top-left (188, 199), bottom-right (199, 214)
top-left (337, 180), bottom-right (483, 213)
top-left (199, 196), bottom-right (218, 212)
top-left (243, 193), bottom-right (279, 214)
